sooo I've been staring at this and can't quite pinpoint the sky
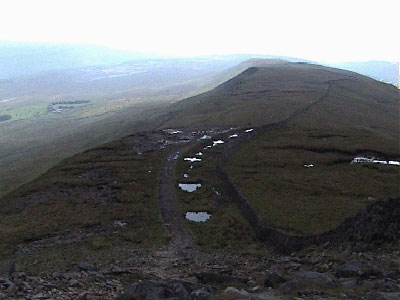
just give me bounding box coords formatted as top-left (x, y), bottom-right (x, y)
top-left (0, 0), bottom-right (398, 63)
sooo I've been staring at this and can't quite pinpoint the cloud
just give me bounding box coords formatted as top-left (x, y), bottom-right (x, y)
top-left (0, 0), bottom-right (398, 61)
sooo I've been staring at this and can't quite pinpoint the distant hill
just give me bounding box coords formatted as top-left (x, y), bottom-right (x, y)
top-left (160, 60), bottom-right (398, 139)
top-left (0, 42), bottom-right (312, 80)
top-left (0, 41), bottom-right (158, 79)
top-left (328, 61), bottom-right (398, 85)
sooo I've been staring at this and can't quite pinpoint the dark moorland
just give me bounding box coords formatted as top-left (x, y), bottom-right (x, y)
top-left (0, 60), bottom-right (399, 299)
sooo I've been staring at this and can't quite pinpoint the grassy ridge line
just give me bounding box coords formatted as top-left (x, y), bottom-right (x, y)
top-left (160, 63), bottom-right (398, 141)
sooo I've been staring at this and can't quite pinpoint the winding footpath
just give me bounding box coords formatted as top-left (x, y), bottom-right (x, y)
top-left (158, 143), bottom-right (196, 254)
top-left (157, 79), bottom-right (349, 254)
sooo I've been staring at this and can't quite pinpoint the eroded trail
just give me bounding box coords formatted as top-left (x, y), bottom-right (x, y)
top-left (159, 144), bottom-right (195, 253)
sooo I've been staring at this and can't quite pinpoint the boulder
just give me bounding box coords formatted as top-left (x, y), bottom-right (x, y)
top-left (119, 280), bottom-right (213, 300)
top-left (194, 272), bottom-right (247, 285)
top-left (189, 287), bottom-right (214, 300)
top-left (264, 270), bottom-right (286, 288)
top-left (78, 262), bottom-right (98, 272)
top-left (120, 281), bottom-right (166, 300)
top-left (367, 292), bottom-right (400, 300)
top-left (335, 261), bottom-right (364, 278)
top-left (279, 280), bottom-right (302, 293)
top-left (292, 271), bottom-right (336, 288)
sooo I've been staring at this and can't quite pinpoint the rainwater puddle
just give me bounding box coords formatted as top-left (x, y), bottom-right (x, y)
top-left (178, 183), bottom-right (201, 192)
top-left (200, 135), bottom-right (211, 140)
top-left (352, 157), bottom-right (400, 166)
top-left (185, 212), bottom-right (211, 222)
top-left (184, 157), bottom-right (202, 162)
top-left (245, 129), bottom-right (254, 133)
top-left (229, 134), bottom-right (238, 138)
top-left (213, 140), bottom-right (225, 146)
top-left (114, 220), bottom-right (127, 228)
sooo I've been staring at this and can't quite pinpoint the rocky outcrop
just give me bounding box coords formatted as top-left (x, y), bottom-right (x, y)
top-left (118, 280), bottom-right (214, 300)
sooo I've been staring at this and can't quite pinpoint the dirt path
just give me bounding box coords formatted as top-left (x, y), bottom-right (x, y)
top-left (159, 143), bottom-right (196, 254)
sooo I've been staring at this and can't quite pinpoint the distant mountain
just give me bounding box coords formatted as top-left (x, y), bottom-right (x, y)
top-left (328, 61), bottom-right (398, 85)
top-left (160, 60), bottom-right (398, 139)
top-left (0, 41), bottom-right (158, 79)
top-left (0, 42), bottom-right (313, 80)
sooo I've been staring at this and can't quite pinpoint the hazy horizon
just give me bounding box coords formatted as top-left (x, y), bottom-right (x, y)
top-left (1, 0), bottom-right (398, 63)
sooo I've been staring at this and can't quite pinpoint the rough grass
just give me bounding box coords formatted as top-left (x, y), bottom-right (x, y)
top-left (162, 64), bottom-right (398, 140)
top-left (0, 138), bottom-right (168, 273)
top-left (225, 126), bottom-right (399, 234)
top-left (174, 140), bottom-right (257, 250)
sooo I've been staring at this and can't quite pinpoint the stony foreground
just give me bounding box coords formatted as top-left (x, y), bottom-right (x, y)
top-left (1, 239), bottom-right (400, 300)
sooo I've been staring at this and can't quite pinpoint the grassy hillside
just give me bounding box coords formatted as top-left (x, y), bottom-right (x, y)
top-left (0, 132), bottom-right (170, 273)
top-left (0, 57), bottom-right (257, 198)
top-left (160, 60), bottom-right (398, 235)
top-left (225, 126), bottom-right (399, 234)
top-left (1, 59), bottom-right (398, 257)
top-left (160, 61), bottom-right (398, 140)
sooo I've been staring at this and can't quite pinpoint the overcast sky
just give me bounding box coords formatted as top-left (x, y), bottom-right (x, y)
top-left (0, 0), bottom-right (398, 62)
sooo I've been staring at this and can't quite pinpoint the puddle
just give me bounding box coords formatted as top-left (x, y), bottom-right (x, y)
top-left (196, 152), bottom-right (203, 156)
top-left (166, 129), bottom-right (183, 134)
top-left (185, 212), bottom-right (211, 222)
top-left (352, 157), bottom-right (400, 166)
top-left (200, 135), bottom-right (211, 140)
top-left (304, 164), bottom-right (314, 168)
top-left (203, 145), bottom-right (212, 150)
top-left (184, 157), bottom-right (202, 162)
top-left (213, 140), bottom-right (225, 146)
top-left (245, 129), bottom-right (254, 133)
top-left (229, 134), bottom-right (238, 138)
top-left (178, 183), bottom-right (201, 192)
top-left (183, 173), bottom-right (189, 178)
top-left (114, 220), bottom-right (127, 228)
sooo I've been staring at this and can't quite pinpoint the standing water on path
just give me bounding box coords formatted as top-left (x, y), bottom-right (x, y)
top-left (213, 140), bottom-right (225, 146)
top-left (178, 183), bottom-right (201, 192)
top-left (352, 157), bottom-right (400, 166)
top-left (184, 157), bottom-right (202, 162)
top-left (185, 212), bottom-right (211, 222)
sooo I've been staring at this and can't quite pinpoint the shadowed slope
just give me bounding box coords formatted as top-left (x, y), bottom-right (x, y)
top-left (161, 61), bottom-right (398, 139)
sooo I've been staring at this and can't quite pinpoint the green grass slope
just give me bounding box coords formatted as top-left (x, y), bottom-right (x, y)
top-left (225, 126), bottom-right (399, 234)
top-left (0, 134), bottom-right (169, 273)
top-left (160, 60), bottom-right (398, 235)
top-left (160, 61), bottom-right (398, 140)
